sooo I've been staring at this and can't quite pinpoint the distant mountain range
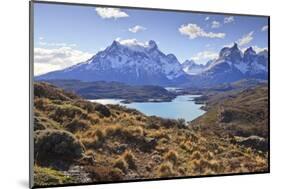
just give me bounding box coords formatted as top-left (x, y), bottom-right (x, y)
top-left (181, 60), bottom-right (207, 75)
top-left (36, 40), bottom-right (268, 87)
top-left (184, 43), bottom-right (268, 86)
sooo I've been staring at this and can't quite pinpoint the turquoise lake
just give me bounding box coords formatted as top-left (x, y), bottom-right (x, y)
top-left (89, 95), bottom-right (205, 121)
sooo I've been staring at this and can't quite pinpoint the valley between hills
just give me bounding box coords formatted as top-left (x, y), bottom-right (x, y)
top-left (33, 81), bottom-right (268, 186)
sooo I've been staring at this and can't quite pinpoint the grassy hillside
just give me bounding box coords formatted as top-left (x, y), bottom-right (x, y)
top-left (33, 82), bottom-right (268, 187)
top-left (178, 79), bottom-right (267, 95)
top-left (191, 85), bottom-right (268, 151)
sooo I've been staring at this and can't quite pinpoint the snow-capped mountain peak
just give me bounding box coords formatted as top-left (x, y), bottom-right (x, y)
top-left (109, 39), bottom-right (158, 53)
top-left (37, 39), bottom-right (187, 85)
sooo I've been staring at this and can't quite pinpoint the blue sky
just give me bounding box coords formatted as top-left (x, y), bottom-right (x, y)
top-left (34, 2), bottom-right (268, 75)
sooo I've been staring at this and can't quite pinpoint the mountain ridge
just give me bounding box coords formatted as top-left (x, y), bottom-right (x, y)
top-left (36, 40), bottom-right (268, 86)
top-left (182, 43), bottom-right (268, 87)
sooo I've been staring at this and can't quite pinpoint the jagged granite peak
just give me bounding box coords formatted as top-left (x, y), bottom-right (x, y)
top-left (233, 42), bottom-right (238, 49)
top-left (219, 43), bottom-right (243, 62)
top-left (243, 47), bottom-right (257, 63)
top-left (111, 40), bottom-right (119, 47)
top-left (148, 40), bottom-right (157, 49)
top-left (244, 47), bottom-right (256, 55)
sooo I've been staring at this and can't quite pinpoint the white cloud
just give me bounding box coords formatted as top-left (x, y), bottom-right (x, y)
top-left (252, 46), bottom-right (268, 53)
top-left (222, 42), bottom-right (235, 48)
top-left (115, 38), bottom-right (149, 47)
top-left (39, 41), bottom-right (77, 47)
top-left (38, 38), bottom-right (77, 47)
top-left (179, 23), bottom-right (225, 39)
top-left (191, 51), bottom-right (218, 62)
top-left (237, 31), bottom-right (254, 46)
top-left (95, 8), bottom-right (128, 19)
top-left (261, 25), bottom-right (268, 32)
top-left (224, 16), bottom-right (234, 24)
top-left (241, 45), bottom-right (268, 53)
top-left (128, 25), bottom-right (146, 33)
top-left (99, 47), bottom-right (106, 51)
top-left (34, 47), bottom-right (93, 76)
top-left (211, 21), bottom-right (221, 28)
top-left (34, 64), bottom-right (62, 77)
top-left (205, 16), bottom-right (210, 21)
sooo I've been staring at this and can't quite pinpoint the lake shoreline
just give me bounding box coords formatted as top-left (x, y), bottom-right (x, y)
top-left (88, 93), bottom-right (203, 105)
top-left (89, 94), bottom-right (206, 122)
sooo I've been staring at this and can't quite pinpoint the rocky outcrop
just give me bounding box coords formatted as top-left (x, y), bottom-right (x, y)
top-left (233, 135), bottom-right (268, 152)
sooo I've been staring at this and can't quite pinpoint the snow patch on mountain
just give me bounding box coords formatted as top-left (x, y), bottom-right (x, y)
top-left (234, 62), bottom-right (249, 74)
top-left (181, 60), bottom-right (206, 75)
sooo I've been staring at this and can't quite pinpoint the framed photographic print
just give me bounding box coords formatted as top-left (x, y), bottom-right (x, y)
top-left (29, 1), bottom-right (269, 188)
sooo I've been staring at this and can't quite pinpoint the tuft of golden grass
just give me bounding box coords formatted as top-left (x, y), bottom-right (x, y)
top-left (113, 158), bottom-right (128, 173)
top-left (123, 150), bottom-right (137, 169)
top-left (164, 150), bottom-right (178, 164)
top-left (157, 162), bottom-right (175, 177)
top-left (109, 168), bottom-right (124, 180)
top-left (191, 151), bottom-right (201, 160)
top-left (104, 124), bottom-right (122, 136)
top-left (64, 118), bottom-right (91, 133)
top-left (113, 150), bottom-right (137, 173)
top-left (84, 149), bottom-right (95, 157)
